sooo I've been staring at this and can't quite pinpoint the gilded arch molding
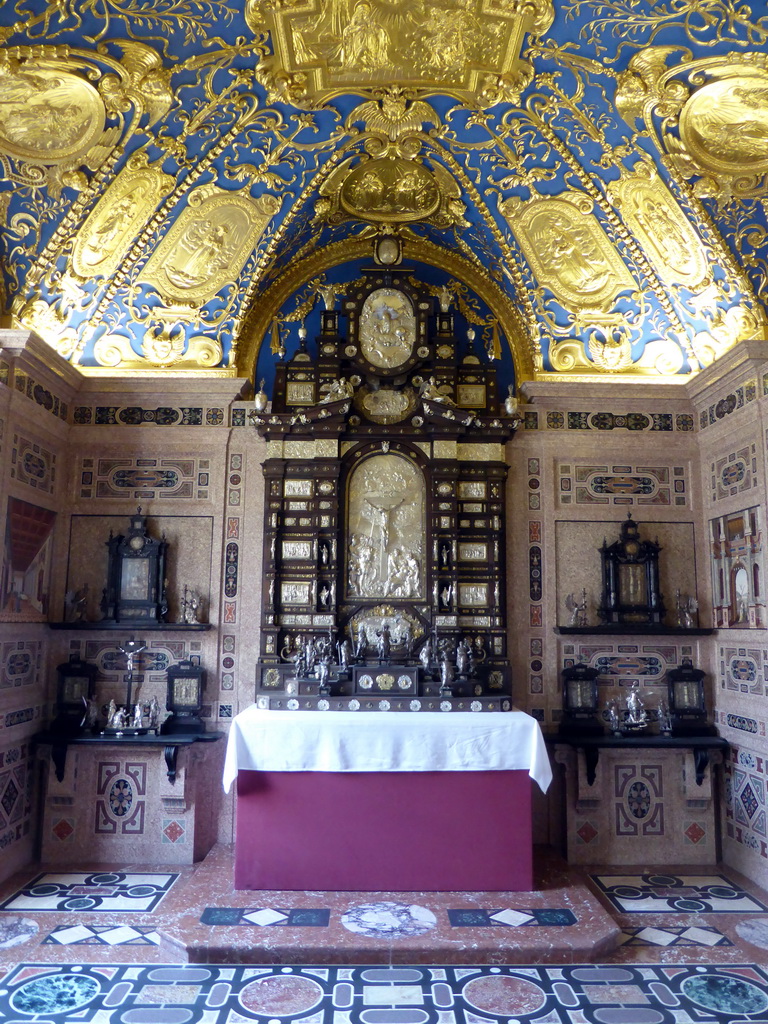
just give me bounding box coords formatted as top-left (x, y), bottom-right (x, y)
top-left (236, 237), bottom-right (535, 382)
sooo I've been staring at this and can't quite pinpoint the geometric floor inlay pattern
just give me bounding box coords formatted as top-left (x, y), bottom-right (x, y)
top-left (2, 963), bottom-right (768, 1023)
top-left (42, 925), bottom-right (161, 946)
top-left (199, 906), bottom-right (579, 930)
top-left (447, 908), bottom-right (577, 927)
top-left (619, 925), bottom-right (734, 948)
top-left (591, 873), bottom-right (768, 913)
top-left (200, 908), bottom-right (331, 927)
top-left (0, 872), bottom-right (179, 914)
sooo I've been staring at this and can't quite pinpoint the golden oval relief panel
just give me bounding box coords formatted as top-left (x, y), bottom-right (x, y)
top-left (340, 158), bottom-right (440, 222)
top-left (679, 73), bottom-right (768, 175)
top-left (0, 67), bottom-right (105, 163)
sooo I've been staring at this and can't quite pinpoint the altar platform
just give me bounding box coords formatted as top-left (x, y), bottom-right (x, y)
top-left (224, 707), bottom-right (552, 892)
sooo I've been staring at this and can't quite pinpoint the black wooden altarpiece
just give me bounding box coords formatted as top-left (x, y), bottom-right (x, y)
top-left (251, 267), bottom-right (518, 712)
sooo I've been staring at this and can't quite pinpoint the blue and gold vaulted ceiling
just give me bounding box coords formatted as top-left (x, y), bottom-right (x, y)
top-left (0, 0), bottom-right (766, 385)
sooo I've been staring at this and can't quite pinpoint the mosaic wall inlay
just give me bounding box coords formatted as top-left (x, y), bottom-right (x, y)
top-left (0, 641), bottom-right (40, 690)
top-left (700, 379), bottom-right (758, 430)
top-left (725, 747), bottom-right (768, 861)
top-left (95, 761), bottom-right (146, 837)
top-left (614, 763), bottom-right (663, 837)
top-left (540, 410), bottom-right (685, 431)
top-left (558, 462), bottom-right (687, 507)
top-left (720, 646), bottom-right (768, 695)
top-left (79, 457), bottom-right (210, 500)
top-left (712, 445), bottom-right (758, 502)
top-left (11, 433), bottom-right (56, 493)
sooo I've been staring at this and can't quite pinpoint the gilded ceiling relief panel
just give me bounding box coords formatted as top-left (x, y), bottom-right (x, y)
top-left (500, 192), bottom-right (636, 312)
top-left (140, 187), bottom-right (282, 306)
top-left (608, 167), bottom-right (710, 293)
top-left (71, 155), bottom-right (174, 280)
top-left (250, 0), bottom-right (554, 105)
top-left (0, 66), bottom-right (105, 164)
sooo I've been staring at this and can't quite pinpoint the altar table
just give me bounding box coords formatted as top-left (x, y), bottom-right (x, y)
top-left (223, 707), bottom-right (552, 891)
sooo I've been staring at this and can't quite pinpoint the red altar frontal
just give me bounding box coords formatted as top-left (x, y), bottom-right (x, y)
top-left (224, 707), bottom-right (552, 892)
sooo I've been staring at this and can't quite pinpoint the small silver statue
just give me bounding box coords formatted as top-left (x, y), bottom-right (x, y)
top-left (624, 682), bottom-right (648, 730)
top-left (675, 589), bottom-right (698, 629)
top-left (566, 589), bottom-right (588, 627)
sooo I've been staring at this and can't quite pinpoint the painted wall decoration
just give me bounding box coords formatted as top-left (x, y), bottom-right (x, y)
top-left (0, 497), bottom-right (55, 621)
top-left (710, 506), bottom-right (763, 629)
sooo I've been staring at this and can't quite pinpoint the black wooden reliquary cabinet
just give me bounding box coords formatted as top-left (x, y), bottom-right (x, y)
top-left (250, 266), bottom-right (519, 712)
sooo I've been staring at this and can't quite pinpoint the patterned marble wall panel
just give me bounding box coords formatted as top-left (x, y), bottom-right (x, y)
top-left (0, 641), bottom-right (41, 691)
top-left (0, 741), bottom-right (33, 860)
top-left (77, 456), bottom-right (210, 501)
top-left (557, 462), bottom-right (689, 509)
top-left (40, 737), bottom-right (224, 865)
top-left (558, 745), bottom-right (718, 865)
top-left (719, 645), bottom-right (768, 696)
top-left (724, 746), bottom-right (768, 865)
top-left (10, 432), bottom-right (56, 494)
top-left (711, 445), bottom-right (758, 504)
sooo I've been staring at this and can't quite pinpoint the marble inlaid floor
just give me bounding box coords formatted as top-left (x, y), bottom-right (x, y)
top-left (4, 962), bottom-right (768, 1024)
top-left (3, 846), bottom-right (768, 980)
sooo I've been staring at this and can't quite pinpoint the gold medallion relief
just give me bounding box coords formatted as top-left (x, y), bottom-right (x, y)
top-left (680, 73), bottom-right (768, 175)
top-left (340, 158), bottom-right (440, 221)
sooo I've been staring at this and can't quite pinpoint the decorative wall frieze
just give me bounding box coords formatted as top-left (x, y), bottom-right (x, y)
top-left (523, 408), bottom-right (693, 432)
top-left (73, 405), bottom-right (226, 427)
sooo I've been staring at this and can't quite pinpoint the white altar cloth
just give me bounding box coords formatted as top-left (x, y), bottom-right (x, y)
top-left (223, 706), bottom-right (552, 793)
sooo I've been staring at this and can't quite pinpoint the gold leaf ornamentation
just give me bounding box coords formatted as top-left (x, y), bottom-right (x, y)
top-left (0, 62), bottom-right (106, 165)
top-left (608, 166), bottom-right (710, 292)
top-left (250, 0), bottom-right (554, 107)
